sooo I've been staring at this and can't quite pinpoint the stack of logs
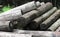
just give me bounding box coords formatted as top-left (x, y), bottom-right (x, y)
top-left (0, 1), bottom-right (60, 32)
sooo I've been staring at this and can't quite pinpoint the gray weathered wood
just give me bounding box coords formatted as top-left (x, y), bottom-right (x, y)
top-left (21, 1), bottom-right (41, 13)
top-left (17, 10), bottom-right (38, 29)
top-left (0, 1), bottom-right (41, 21)
top-left (56, 27), bottom-right (60, 32)
top-left (13, 29), bottom-right (58, 37)
top-left (47, 18), bottom-right (60, 31)
top-left (0, 10), bottom-right (22, 21)
top-left (25, 7), bottom-right (57, 30)
top-left (40, 10), bottom-right (60, 30)
top-left (17, 2), bottom-right (53, 29)
top-left (0, 21), bottom-right (13, 32)
top-left (13, 29), bottom-right (52, 35)
top-left (0, 32), bottom-right (31, 37)
top-left (36, 2), bottom-right (53, 16)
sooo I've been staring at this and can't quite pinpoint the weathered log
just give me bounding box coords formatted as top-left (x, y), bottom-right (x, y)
top-left (21, 1), bottom-right (41, 13)
top-left (47, 18), bottom-right (60, 31)
top-left (0, 1), bottom-right (41, 21)
top-left (56, 27), bottom-right (60, 32)
top-left (0, 21), bottom-right (13, 32)
top-left (0, 10), bottom-right (22, 21)
top-left (40, 10), bottom-right (60, 30)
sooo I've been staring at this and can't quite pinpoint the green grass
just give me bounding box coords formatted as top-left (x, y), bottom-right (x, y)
top-left (2, 4), bottom-right (12, 12)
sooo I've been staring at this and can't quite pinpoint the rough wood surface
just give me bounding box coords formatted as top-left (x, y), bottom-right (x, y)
top-left (48, 18), bottom-right (60, 31)
top-left (24, 7), bottom-right (57, 30)
top-left (17, 2), bottom-right (53, 29)
top-left (40, 10), bottom-right (60, 30)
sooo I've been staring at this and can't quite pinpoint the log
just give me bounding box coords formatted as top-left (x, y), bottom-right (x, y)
top-left (0, 21), bottom-right (13, 32)
top-left (47, 18), bottom-right (60, 31)
top-left (0, 1), bottom-right (41, 21)
top-left (56, 27), bottom-right (60, 32)
top-left (34, 2), bottom-right (53, 16)
top-left (40, 10), bottom-right (60, 30)
top-left (0, 10), bottom-right (22, 21)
